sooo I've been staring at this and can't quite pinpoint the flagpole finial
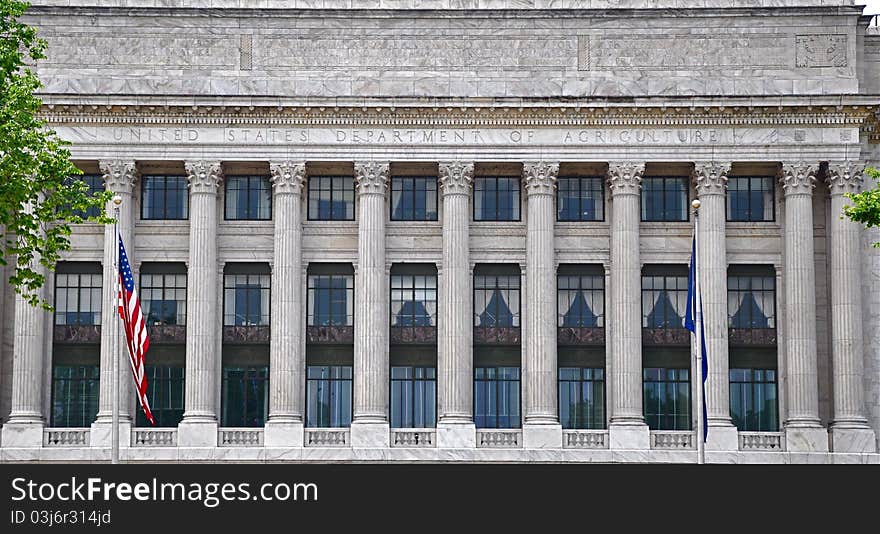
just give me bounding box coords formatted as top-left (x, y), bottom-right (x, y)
top-left (691, 199), bottom-right (701, 210)
top-left (112, 195), bottom-right (123, 206)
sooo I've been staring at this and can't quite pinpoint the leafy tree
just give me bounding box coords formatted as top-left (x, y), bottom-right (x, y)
top-left (1, 0), bottom-right (111, 307)
top-left (843, 167), bottom-right (880, 248)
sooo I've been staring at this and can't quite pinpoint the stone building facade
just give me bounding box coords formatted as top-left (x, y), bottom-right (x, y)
top-left (1, 0), bottom-right (879, 462)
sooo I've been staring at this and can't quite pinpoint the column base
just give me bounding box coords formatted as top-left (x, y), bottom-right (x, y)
top-left (177, 420), bottom-right (218, 447)
top-left (90, 420), bottom-right (133, 447)
top-left (1, 421), bottom-right (44, 447)
top-left (350, 421), bottom-right (390, 448)
top-left (522, 423), bottom-right (563, 449)
top-left (608, 422), bottom-right (650, 450)
top-left (264, 421), bottom-right (304, 447)
top-left (784, 425), bottom-right (829, 452)
top-left (829, 426), bottom-right (877, 453)
top-left (705, 423), bottom-right (739, 452)
top-left (436, 422), bottom-right (476, 448)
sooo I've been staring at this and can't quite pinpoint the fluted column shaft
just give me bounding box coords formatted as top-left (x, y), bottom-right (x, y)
top-left (182, 161), bottom-right (223, 423)
top-left (608, 163), bottom-right (645, 424)
top-left (8, 273), bottom-right (48, 424)
top-left (523, 161), bottom-right (559, 424)
top-left (353, 162), bottom-right (390, 423)
top-left (268, 162), bottom-right (306, 424)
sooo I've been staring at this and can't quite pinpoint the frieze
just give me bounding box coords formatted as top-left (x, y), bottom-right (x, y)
top-left (53, 325), bottom-right (101, 344)
top-left (557, 327), bottom-right (605, 346)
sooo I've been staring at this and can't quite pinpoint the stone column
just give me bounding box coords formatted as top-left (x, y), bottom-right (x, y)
top-left (522, 161), bottom-right (562, 448)
top-left (350, 161), bottom-right (390, 447)
top-left (779, 162), bottom-right (828, 452)
top-left (436, 162), bottom-right (476, 448)
top-left (265, 161), bottom-right (307, 447)
top-left (178, 161), bottom-right (223, 447)
top-left (607, 162), bottom-right (650, 449)
top-left (693, 162), bottom-right (738, 451)
top-left (826, 162), bottom-right (877, 453)
top-left (91, 161), bottom-right (138, 446)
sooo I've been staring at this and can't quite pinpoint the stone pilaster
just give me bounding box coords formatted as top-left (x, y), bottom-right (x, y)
top-left (522, 161), bottom-right (562, 448)
top-left (265, 162), bottom-right (307, 447)
top-left (436, 162), bottom-right (476, 448)
top-left (693, 162), bottom-right (738, 451)
top-left (350, 161), bottom-right (390, 447)
top-left (178, 160), bottom-right (223, 447)
top-left (607, 162), bottom-right (650, 449)
top-left (779, 162), bottom-right (828, 452)
top-left (826, 162), bottom-right (876, 453)
top-left (92, 161), bottom-right (138, 446)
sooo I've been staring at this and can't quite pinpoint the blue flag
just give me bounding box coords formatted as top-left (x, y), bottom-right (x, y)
top-left (685, 235), bottom-right (709, 443)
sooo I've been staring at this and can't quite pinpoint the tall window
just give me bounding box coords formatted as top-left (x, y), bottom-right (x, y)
top-left (558, 367), bottom-right (605, 429)
top-left (558, 273), bottom-right (604, 327)
top-left (142, 175), bottom-right (188, 220)
top-left (557, 176), bottom-right (604, 221)
top-left (474, 367), bottom-right (521, 428)
top-left (474, 272), bottom-right (520, 327)
top-left (223, 268), bottom-right (270, 326)
top-left (729, 368), bottom-right (778, 431)
top-left (391, 274), bottom-right (437, 327)
top-left (66, 174), bottom-right (104, 219)
top-left (306, 365), bottom-right (352, 428)
top-left (221, 366), bottom-right (269, 427)
top-left (642, 269), bottom-right (688, 328)
top-left (51, 365), bottom-right (99, 427)
top-left (641, 176), bottom-right (688, 222)
top-left (308, 274), bottom-right (354, 326)
top-left (137, 366), bottom-right (184, 427)
top-left (390, 366), bottom-right (436, 428)
top-left (391, 177), bottom-right (437, 221)
top-left (225, 175), bottom-right (271, 220)
top-left (643, 367), bottom-right (691, 430)
top-left (54, 266), bottom-right (102, 325)
top-left (728, 273), bottom-right (776, 329)
top-left (727, 177), bottom-right (774, 222)
top-left (308, 176), bottom-right (354, 220)
top-left (474, 176), bottom-right (520, 221)
top-left (140, 267), bottom-right (187, 326)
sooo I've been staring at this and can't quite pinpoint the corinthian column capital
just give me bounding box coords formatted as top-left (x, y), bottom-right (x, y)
top-left (523, 161), bottom-right (559, 196)
top-left (99, 160), bottom-right (139, 194)
top-left (825, 161), bottom-right (866, 196)
top-left (693, 162), bottom-right (730, 197)
top-left (607, 162), bottom-right (645, 196)
top-left (269, 161), bottom-right (307, 196)
top-left (354, 161), bottom-right (389, 196)
top-left (185, 161), bottom-right (223, 194)
top-left (438, 161), bottom-right (474, 196)
top-left (779, 162), bottom-right (817, 197)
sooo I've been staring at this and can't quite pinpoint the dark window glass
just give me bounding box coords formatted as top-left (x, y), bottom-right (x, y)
top-left (54, 272), bottom-right (102, 325)
top-left (474, 274), bottom-right (520, 327)
top-left (729, 368), bottom-right (778, 431)
top-left (728, 275), bottom-right (776, 329)
top-left (474, 176), bottom-right (520, 221)
top-left (558, 274), bottom-right (604, 327)
top-left (223, 273), bottom-right (270, 326)
top-left (225, 175), bottom-right (271, 220)
top-left (51, 365), bottom-right (100, 427)
top-left (391, 274), bottom-right (437, 327)
top-left (308, 275), bottom-right (354, 326)
top-left (391, 177), bottom-right (438, 221)
top-left (306, 365), bottom-right (353, 428)
top-left (390, 366), bottom-right (437, 428)
top-left (221, 366), bottom-right (269, 427)
top-left (557, 176), bottom-right (604, 221)
top-left (558, 367), bottom-right (605, 429)
top-left (474, 367), bottom-right (521, 429)
top-left (642, 273), bottom-right (688, 328)
top-left (137, 366), bottom-right (185, 427)
top-left (727, 177), bottom-right (775, 222)
top-left (65, 174), bottom-right (104, 219)
top-left (141, 272), bottom-right (187, 326)
top-left (308, 176), bottom-right (354, 221)
top-left (643, 367), bottom-right (691, 430)
top-left (142, 176), bottom-right (188, 220)
top-left (641, 176), bottom-right (688, 222)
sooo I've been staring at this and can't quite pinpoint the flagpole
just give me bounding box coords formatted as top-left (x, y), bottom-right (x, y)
top-left (692, 198), bottom-right (705, 465)
top-left (111, 195), bottom-right (122, 465)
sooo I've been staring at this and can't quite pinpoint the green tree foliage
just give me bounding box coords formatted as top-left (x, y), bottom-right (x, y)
top-left (1, 1), bottom-right (111, 307)
top-left (843, 167), bottom-right (880, 248)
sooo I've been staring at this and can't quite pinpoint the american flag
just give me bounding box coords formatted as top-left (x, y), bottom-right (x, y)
top-left (117, 234), bottom-right (155, 425)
